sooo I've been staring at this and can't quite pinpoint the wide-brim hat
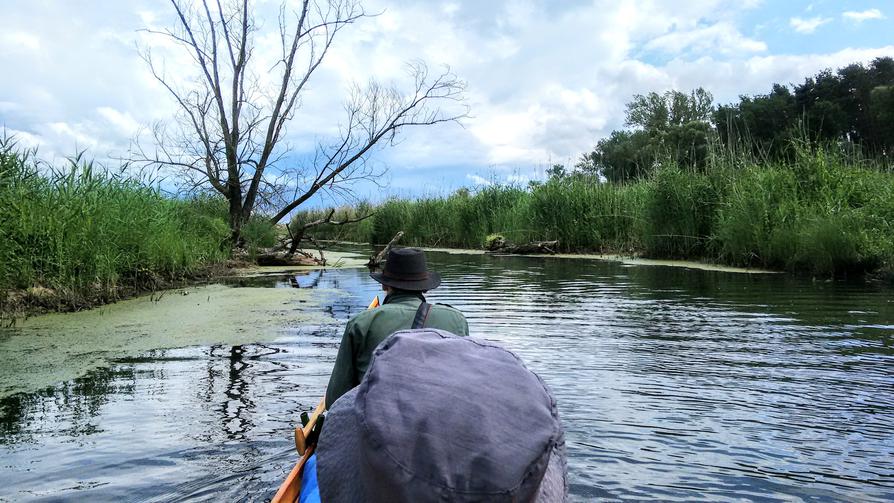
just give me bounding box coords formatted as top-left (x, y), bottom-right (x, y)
top-left (369, 247), bottom-right (441, 291)
top-left (316, 329), bottom-right (568, 502)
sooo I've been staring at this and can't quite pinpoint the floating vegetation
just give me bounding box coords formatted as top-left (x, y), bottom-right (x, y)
top-left (0, 284), bottom-right (337, 398)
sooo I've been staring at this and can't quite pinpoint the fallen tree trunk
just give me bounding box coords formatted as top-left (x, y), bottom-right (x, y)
top-left (286, 210), bottom-right (375, 256)
top-left (255, 251), bottom-right (320, 267)
top-left (488, 240), bottom-right (559, 255)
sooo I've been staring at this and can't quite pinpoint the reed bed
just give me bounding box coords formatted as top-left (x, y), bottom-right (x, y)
top-left (0, 138), bottom-right (232, 312)
top-left (297, 146), bottom-right (894, 277)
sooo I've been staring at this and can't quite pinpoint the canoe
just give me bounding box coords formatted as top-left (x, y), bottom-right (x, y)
top-left (270, 398), bottom-right (325, 503)
top-left (270, 295), bottom-right (380, 502)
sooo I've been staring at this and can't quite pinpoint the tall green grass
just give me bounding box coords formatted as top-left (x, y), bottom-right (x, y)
top-left (296, 145), bottom-right (894, 277)
top-left (0, 137), bottom-right (231, 308)
top-left (716, 144), bottom-right (894, 275)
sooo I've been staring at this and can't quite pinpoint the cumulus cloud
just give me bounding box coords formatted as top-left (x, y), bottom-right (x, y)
top-left (0, 0), bottom-right (890, 196)
top-left (790, 16), bottom-right (832, 34)
top-left (96, 107), bottom-right (140, 137)
top-left (466, 174), bottom-right (493, 186)
top-left (842, 9), bottom-right (886, 23)
top-left (0, 31), bottom-right (40, 52)
top-left (662, 46), bottom-right (894, 105)
top-left (645, 22), bottom-right (767, 55)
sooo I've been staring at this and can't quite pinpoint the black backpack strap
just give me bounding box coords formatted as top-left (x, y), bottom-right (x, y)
top-left (412, 302), bottom-right (433, 329)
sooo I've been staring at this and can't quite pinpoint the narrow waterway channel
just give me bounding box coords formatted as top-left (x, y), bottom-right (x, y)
top-left (2, 248), bottom-right (893, 501)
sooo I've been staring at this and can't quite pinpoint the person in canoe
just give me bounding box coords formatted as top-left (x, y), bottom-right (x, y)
top-left (316, 328), bottom-right (567, 502)
top-left (324, 247), bottom-right (468, 409)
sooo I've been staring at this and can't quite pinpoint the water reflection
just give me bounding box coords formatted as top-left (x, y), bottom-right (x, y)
top-left (1, 249), bottom-right (893, 501)
top-left (6, 367), bottom-right (139, 446)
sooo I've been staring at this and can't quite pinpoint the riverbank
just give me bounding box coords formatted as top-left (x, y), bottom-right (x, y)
top-left (326, 241), bottom-right (780, 274)
top-left (1, 249), bottom-right (369, 322)
top-left (1, 262), bottom-right (228, 322)
top-left (0, 141), bottom-right (229, 319)
top-left (0, 248), bottom-right (370, 395)
top-left (295, 147), bottom-right (894, 280)
top-left (0, 138), bottom-right (295, 319)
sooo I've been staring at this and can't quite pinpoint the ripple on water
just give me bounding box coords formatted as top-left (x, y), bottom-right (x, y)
top-left (1, 251), bottom-right (894, 501)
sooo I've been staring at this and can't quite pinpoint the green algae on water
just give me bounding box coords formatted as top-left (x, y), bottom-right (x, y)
top-left (0, 284), bottom-right (336, 398)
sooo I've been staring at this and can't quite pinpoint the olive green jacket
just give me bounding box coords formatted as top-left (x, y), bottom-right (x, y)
top-left (325, 293), bottom-right (468, 408)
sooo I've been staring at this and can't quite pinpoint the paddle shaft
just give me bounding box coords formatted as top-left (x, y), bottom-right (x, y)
top-left (270, 295), bottom-right (380, 503)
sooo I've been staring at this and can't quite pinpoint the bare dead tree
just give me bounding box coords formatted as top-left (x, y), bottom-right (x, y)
top-left (134, 0), bottom-right (467, 245)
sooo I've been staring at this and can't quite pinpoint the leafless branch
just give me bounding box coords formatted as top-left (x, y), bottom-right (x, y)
top-left (133, 0), bottom-right (467, 245)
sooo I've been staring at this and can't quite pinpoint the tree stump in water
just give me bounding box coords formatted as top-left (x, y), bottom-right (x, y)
top-left (368, 231), bottom-right (404, 267)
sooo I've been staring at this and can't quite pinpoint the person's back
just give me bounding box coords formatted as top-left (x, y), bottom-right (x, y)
top-left (325, 248), bottom-right (468, 408)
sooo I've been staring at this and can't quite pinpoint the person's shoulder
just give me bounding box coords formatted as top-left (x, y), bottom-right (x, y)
top-left (348, 302), bottom-right (407, 324)
top-left (432, 303), bottom-right (466, 319)
top-left (347, 307), bottom-right (378, 327)
top-left (432, 302), bottom-right (465, 317)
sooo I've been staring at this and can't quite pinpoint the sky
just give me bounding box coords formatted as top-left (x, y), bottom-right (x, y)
top-left (1, 0), bottom-right (892, 207)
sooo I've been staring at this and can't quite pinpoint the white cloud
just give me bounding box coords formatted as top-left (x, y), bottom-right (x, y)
top-left (48, 122), bottom-right (100, 149)
top-left (0, 31), bottom-right (40, 52)
top-left (790, 16), bottom-right (832, 34)
top-left (645, 22), bottom-right (767, 55)
top-left (842, 9), bottom-right (886, 23)
top-left (96, 107), bottom-right (140, 137)
top-left (466, 174), bottom-right (493, 186)
top-left (4, 128), bottom-right (42, 149)
top-left (0, 0), bottom-right (890, 196)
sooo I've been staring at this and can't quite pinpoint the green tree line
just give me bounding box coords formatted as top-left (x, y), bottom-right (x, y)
top-left (577, 57), bottom-right (894, 182)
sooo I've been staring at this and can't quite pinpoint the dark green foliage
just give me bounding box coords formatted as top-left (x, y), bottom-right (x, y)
top-left (241, 216), bottom-right (278, 256)
top-left (715, 84), bottom-right (798, 160)
top-left (583, 88), bottom-right (715, 181)
top-left (546, 164), bottom-right (567, 180)
top-left (625, 88), bottom-right (714, 130)
top-left (655, 121), bottom-right (714, 171)
top-left (580, 130), bottom-right (655, 182)
top-left (719, 57), bottom-right (894, 158)
top-left (870, 85), bottom-right (894, 149)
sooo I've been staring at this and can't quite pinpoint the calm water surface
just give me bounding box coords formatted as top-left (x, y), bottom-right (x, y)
top-left (2, 249), bottom-right (893, 501)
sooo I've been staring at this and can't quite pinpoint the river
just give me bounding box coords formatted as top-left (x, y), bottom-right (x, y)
top-left (1, 248), bottom-right (893, 501)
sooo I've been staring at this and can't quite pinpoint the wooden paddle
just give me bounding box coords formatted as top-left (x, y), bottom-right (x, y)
top-left (270, 294), bottom-right (381, 503)
top-left (271, 398), bottom-right (325, 503)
